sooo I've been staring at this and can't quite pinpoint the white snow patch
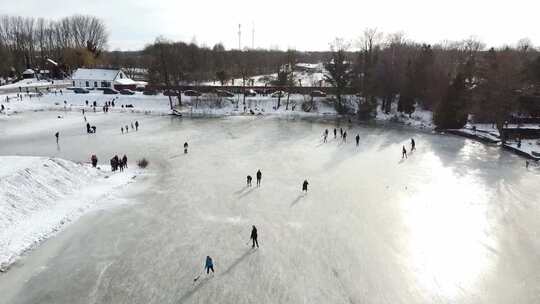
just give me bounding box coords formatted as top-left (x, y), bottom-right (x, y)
top-left (0, 156), bottom-right (136, 270)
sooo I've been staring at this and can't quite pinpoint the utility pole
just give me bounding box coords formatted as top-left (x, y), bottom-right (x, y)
top-left (252, 22), bottom-right (255, 49)
top-left (238, 24), bottom-right (242, 50)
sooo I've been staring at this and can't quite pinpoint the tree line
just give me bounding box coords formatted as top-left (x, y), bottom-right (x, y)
top-left (0, 14), bottom-right (108, 77)
top-left (323, 30), bottom-right (540, 136)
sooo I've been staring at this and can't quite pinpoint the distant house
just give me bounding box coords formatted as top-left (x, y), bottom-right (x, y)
top-left (22, 69), bottom-right (36, 79)
top-left (71, 68), bottom-right (139, 90)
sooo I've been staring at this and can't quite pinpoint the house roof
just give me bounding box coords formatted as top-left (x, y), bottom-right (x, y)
top-left (114, 78), bottom-right (138, 85)
top-left (72, 69), bottom-right (120, 81)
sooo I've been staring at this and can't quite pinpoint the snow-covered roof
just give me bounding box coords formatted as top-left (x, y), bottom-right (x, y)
top-left (114, 78), bottom-right (137, 85)
top-left (72, 68), bottom-right (120, 81)
top-left (23, 69), bottom-right (35, 75)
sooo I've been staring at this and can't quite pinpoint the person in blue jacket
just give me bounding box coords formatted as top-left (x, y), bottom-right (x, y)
top-left (205, 256), bottom-right (214, 274)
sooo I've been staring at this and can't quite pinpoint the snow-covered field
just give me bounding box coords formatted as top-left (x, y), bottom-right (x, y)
top-left (1, 90), bottom-right (434, 130)
top-left (1, 109), bottom-right (539, 303)
top-left (0, 156), bottom-right (136, 270)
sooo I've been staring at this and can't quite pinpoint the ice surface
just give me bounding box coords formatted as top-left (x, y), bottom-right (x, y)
top-left (0, 110), bottom-right (539, 303)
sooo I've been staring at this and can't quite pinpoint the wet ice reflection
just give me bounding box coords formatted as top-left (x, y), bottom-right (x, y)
top-left (402, 151), bottom-right (496, 300)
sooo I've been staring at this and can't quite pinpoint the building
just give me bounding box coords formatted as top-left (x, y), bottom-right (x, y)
top-left (71, 68), bottom-right (139, 90)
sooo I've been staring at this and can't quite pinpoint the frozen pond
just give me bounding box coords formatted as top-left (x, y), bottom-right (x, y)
top-left (0, 110), bottom-right (539, 303)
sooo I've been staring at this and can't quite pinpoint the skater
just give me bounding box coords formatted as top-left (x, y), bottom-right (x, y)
top-left (135, 121), bottom-right (139, 131)
top-left (526, 160), bottom-right (530, 169)
top-left (250, 225), bottom-right (259, 248)
top-left (302, 180), bottom-right (309, 192)
top-left (205, 256), bottom-right (214, 274)
top-left (91, 155), bottom-right (98, 168)
top-left (402, 146), bottom-right (407, 159)
top-left (256, 170), bottom-right (262, 187)
top-left (91, 126), bottom-right (96, 133)
top-left (184, 142), bottom-right (189, 154)
top-left (55, 132), bottom-right (59, 144)
top-left (122, 155), bottom-right (128, 169)
top-left (340, 128), bottom-right (343, 138)
top-left (411, 138), bottom-right (416, 151)
top-left (121, 127), bottom-right (124, 134)
top-left (333, 128), bottom-right (337, 138)
top-left (125, 125), bottom-right (129, 133)
top-left (355, 134), bottom-right (360, 146)
top-left (247, 175), bottom-right (252, 187)
top-left (131, 122), bottom-right (134, 130)
top-left (343, 131), bottom-right (347, 143)
top-left (322, 131), bottom-right (327, 143)
top-left (86, 123), bottom-right (91, 134)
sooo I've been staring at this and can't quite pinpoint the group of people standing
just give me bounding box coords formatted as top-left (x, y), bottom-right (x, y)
top-left (323, 128), bottom-right (355, 145)
top-left (110, 154), bottom-right (128, 172)
top-left (246, 169), bottom-right (262, 187)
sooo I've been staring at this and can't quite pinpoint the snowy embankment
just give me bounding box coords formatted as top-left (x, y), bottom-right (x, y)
top-left (0, 156), bottom-right (136, 271)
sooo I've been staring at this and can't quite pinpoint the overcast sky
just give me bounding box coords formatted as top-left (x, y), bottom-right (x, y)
top-left (3, 0), bottom-right (539, 51)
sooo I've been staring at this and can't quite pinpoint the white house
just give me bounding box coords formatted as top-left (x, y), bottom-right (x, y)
top-left (71, 68), bottom-right (139, 90)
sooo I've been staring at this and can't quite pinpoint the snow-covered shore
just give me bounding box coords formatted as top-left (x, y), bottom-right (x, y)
top-left (0, 156), bottom-right (136, 271)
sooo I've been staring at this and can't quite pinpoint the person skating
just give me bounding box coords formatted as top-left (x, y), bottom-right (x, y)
top-left (91, 155), bottom-right (98, 168)
top-left (125, 125), bottom-right (129, 133)
top-left (135, 121), bottom-right (139, 131)
top-left (250, 225), bottom-right (259, 248)
top-left (302, 180), bottom-right (309, 192)
top-left (322, 131), bottom-right (327, 143)
top-left (184, 142), bottom-right (189, 154)
top-left (55, 132), bottom-right (59, 144)
top-left (402, 146), bottom-right (407, 159)
top-left (355, 134), bottom-right (360, 146)
top-left (121, 127), bottom-right (124, 134)
top-left (247, 175), bottom-right (252, 187)
top-left (256, 170), bottom-right (262, 187)
top-left (205, 256), bottom-right (214, 274)
top-left (122, 155), bottom-right (128, 169)
top-left (343, 131), bottom-right (347, 143)
top-left (333, 128), bottom-right (337, 138)
top-left (411, 138), bottom-right (416, 151)
top-left (340, 128), bottom-right (343, 138)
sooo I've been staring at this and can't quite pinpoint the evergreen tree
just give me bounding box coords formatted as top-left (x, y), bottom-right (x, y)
top-left (324, 43), bottom-right (352, 113)
top-left (398, 59), bottom-right (416, 115)
top-left (434, 73), bottom-right (468, 129)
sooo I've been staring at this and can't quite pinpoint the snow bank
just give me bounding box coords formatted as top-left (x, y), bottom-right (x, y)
top-left (0, 156), bottom-right (135, 270)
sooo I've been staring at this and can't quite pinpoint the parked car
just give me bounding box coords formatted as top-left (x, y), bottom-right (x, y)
top-left (143, 89), bottom-right (158, 95)
top-left (244, 89), bottom-right (257, 97)
top-left (163, 89), bottom-right (179, 96)
top-left (310, 90), bottom-right (327, 97)
top-left (184, 90), bottom-right (202, 97)
top-left (73, 88), bottom-right (89, 94)
top-left (102, 88), bottom-right (119, 94)
top-left (271, 90), bottom-right (286, 98)
top-left (216, 89), bottom-right (234, 97)
top-left (119, 89), bottom-right (136, 95)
